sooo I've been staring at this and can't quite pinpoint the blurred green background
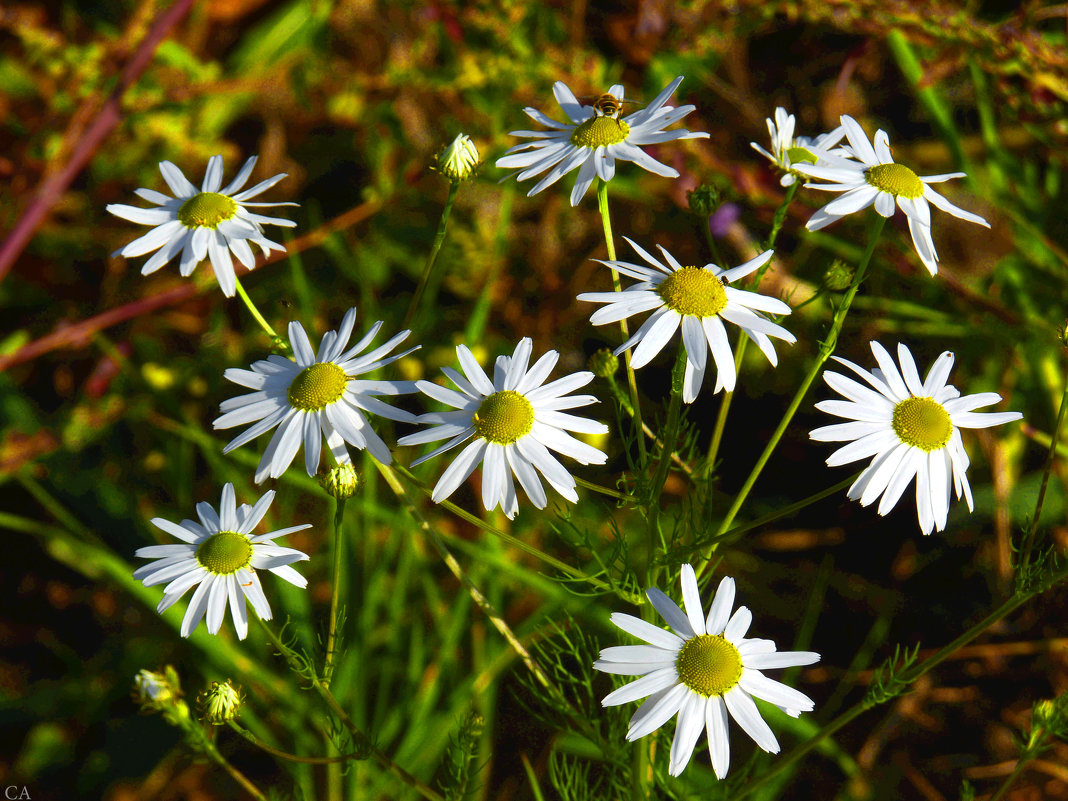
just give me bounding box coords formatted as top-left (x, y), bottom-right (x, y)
top-left (2, 0), bottom-right (1068, 799)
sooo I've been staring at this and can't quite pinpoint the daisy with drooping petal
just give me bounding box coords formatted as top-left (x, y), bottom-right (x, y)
top-left (792, 115), bottom-right (989, 275)
top-left (107, 155), bottom-right (298, 297)
top-left (133, 483), bottom-right (310, 640)
top-left (750, 107), bottom-right (850, 187)
top-left (595, 565), bottom-right (819, 778)
top-left (214, 307), bottom-right (418, 483)
top-left (496, 76), bottom-right (709, 206)
top-left (397, 338), bottom-right (608, 519)
top-left (578, 238), bottom-right (796, 403)
top-left (810, 341), bottom-right (1022, 535)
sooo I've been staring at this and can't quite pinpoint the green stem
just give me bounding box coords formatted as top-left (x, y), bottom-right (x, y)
top-left (702, 182), bottom-right (798, 478)
top-left (701, 215), bottom-right (725, 268)
top-left (988, 751), bottom-right (1039, 801)
top-left (648, 347), bottom-right (687, 517)
top-left (404, 181), bottom-right (460, 330)
top-left (601, 369), bottom-right (695, 481)
top-left (258, 620), bottom-right (445, 801)
top-left (1020, 361), bottom-right (1068, 571)
top-left (390, 464), bottom-right (642, 603)
top-left (375, 463), bottom-right (565, 699)
top-left (597, 179), bottom-right (646, 464)
top-left (323, 496), bottom-right (346, 684)
top-left (644, 348), bottom-right (687, 587)
top-left (698, 216), bottom-right (886, 575)
top-left (737, 576), bottom-right (1058, 799)
top-left (227, 721), bottom-right (366, 764)
top-left (234, 276), bottom-right (285, 350)
top-left (195, 723), bottom-right (268, 800)
top-left (680, 474), bottom-right (859, 558)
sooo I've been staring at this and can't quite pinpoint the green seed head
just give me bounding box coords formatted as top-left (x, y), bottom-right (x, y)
top-left (657, 267), bottom-right (728, 318)
top-left (287, 362), bottom-right (348, 412)
top-left (865, 163), bottom-right (925, 199)
top-left (570, 116), bottom-right (631, 148)
top-left (196, 531), bottom-right (253, 575)
top-left (675, 634), bottom-right (743, 697)
top-left (177, 192), bottom-right (239, 229)
top-left (785, 145), bottom-right (817, 165)
top-left (473, 390), bottom-right (535, 444)
top-left (892, 396), bottom-right (953, 451)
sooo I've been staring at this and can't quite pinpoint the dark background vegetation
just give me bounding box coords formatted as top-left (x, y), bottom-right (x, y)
top-left (1, 0), bottom-right (1067, 799)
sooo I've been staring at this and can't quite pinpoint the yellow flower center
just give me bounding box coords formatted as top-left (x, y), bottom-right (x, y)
top-left (892, 396), bottom-right (953, 451)
top-left (786, 145), bottom-right (817, 165)
top-left (675, 634), bottom-right (743, 697)
top-left (570, 116), bottom-right (631, 148)
top-left (473, 390), bottom-right (535, 444)
top-left (177, 192), bottom-right (239, 229)
top-left (287, 362), bottom-right (348, 412)
top-left (865, 163), bottom-right (925, 199)
top-left (657, 267), bottom-right (728, 317)
top-left (196, 531), bottom-right (253, 575)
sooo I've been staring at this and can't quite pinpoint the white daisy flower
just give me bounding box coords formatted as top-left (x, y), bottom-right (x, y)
top-left (397, 338), bottom-right (608, 519)
top-left (106, 155), bottom-right (298, 297)
top-left (750, 107), bottom-right (850, 187)
top-left (810, 341), bottom-right (1022, 535)
top-left (577, 238), bottom-right (796, 403)
top-left (496, 76), bottom-right (709, 206)
top-left (792, 115), bottom-right (989, 275)
top-left (214, 307), bottom-right (418, 483)
top-left (133, 483), bottom-right (310, 640)
top-left (595, 565), bottom-right (819, 778)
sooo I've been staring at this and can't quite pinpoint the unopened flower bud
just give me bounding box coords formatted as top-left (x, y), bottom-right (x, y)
top-left (687, 184), bottom-right (720, 217)
top-left (134, 666), bottom-right (190, 724)
top-left (134, 667), bottom-right (179, 707)
top-left (198, 679), bottom-right (244, 726)
top-left (1059, 319), bottom-right (1068, 349)
top-left (824, 259), bottom-right (854, 291)
top-left (437, 134), bottom-right (480, 183)
top-left (588, 348), bottom-right (618, 380)
top-left (318, 463), bottom-right (360, 499)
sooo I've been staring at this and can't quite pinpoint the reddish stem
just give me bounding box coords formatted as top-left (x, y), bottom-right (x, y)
top-left (0, 0), bottom-right (197, 283)
top-left (0, 200), bottom-right (381, 373)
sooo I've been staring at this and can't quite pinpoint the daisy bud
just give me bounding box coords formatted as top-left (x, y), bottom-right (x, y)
top-left (437, 134), bottom-right (480, 183)
top-left (198, 679), bottom-right (244, 726)
top-left (318, 463), bottom-right (360, 499)
top-left (823, 259), bottom-right (854, 291)
top-left (687, 184), bottom-right (720, 217)
top-left (588, 348), bottom-right (618, 380)
top-left (134, 667), bottom-right (180, 708)
top-left (134, 667), bottom-right (191, 725)
top-left (1059, 319), bottom-right (1068, 349)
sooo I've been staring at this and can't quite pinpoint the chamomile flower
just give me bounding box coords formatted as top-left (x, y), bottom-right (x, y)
top-left (792, 115), bottom-right (989, 275)
top-left (595, 565), bottom-right (819, 778)
top-left (133, 483), bottom-right (310, 640)
top-left (810, 341), bottom-right (1022, 534)
top-left (750, 107), bottom-right (849, 186)
top-left (397, 338), bottom-right (608, 518)
top-left (214, 307), bottom-right (418, 483)
top-left (107, 155), bottom-right (297, 297)
top-left (496, 76), bottom-right (709, 206)
top-left (578, 238), bottom-right (796, 402)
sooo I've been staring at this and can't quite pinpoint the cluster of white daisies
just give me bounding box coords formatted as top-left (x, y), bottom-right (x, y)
top-left (117, 78), bottom-right (1020, 779)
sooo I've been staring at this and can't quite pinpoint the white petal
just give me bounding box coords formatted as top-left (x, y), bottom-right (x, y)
top-left (724, 688), bottom-right (780, 753)
top-left (610, 612), bottom-right (685, 650)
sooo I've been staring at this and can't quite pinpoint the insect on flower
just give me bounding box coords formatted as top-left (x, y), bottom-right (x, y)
top-left (582, 92), bottom-right (642, 119)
